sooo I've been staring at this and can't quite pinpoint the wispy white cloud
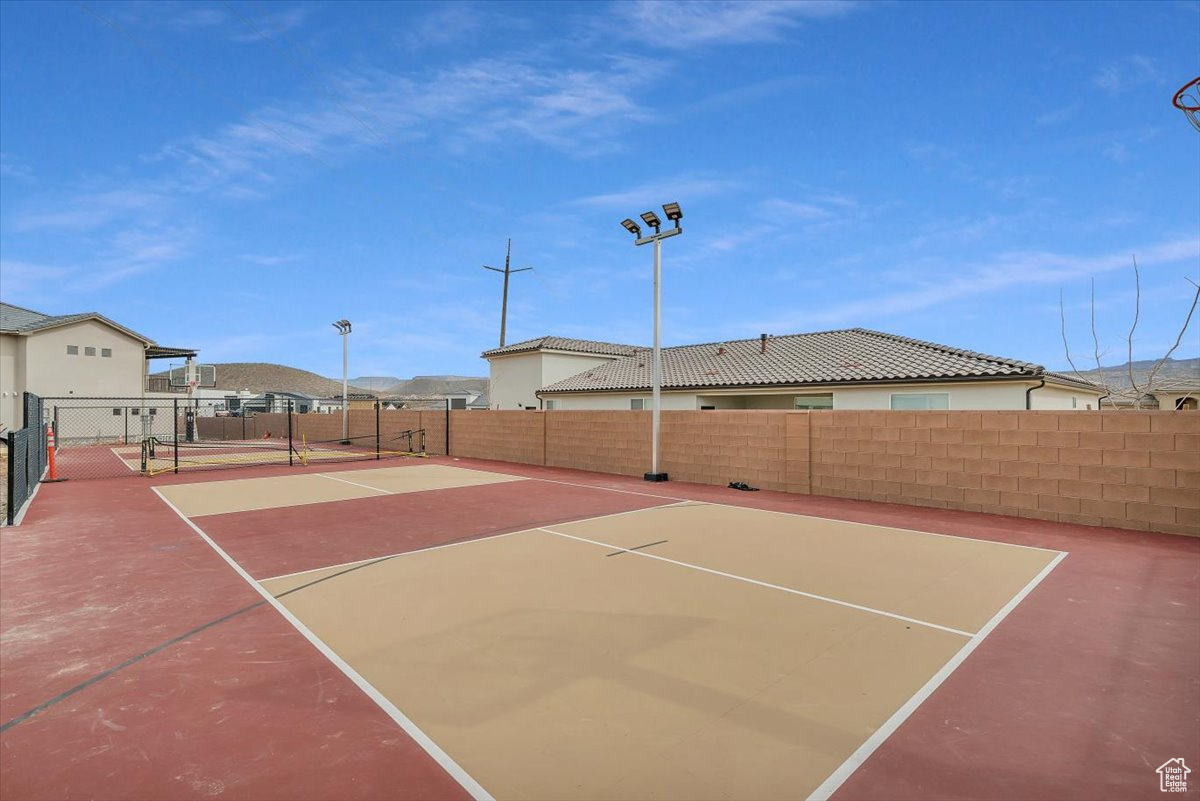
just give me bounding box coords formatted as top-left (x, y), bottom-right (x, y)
top-left (13, 190), bottom-right (165, 232)
top-left (398, 4), bottom-right (486, 50)
top-left (614, 0), bottom-right (858, 49)
top-left (571, 176), bottom-right (741, 208)
top-left (239, 253), bottom-right (301, 267)
top-left (754, 236), bottom-right (1199, 330)
top-left (149, 54), bottom-right (661, 188)
top-left (1035, 103), bottom-right (1081, 127)
top-left (0, 259), bottom-right (71, 296)
top-left (1092, 55), bottom-right (1158, 95)
top-left (1103, 141), bottom-right (1130, 163)
top-left (0, 153), bottom-right (34, 182)
top-left (227, 7), bottom-right (311, 42)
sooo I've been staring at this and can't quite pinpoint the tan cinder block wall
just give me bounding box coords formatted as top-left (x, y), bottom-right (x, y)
top-left (450, 410), bottom-right (545, 465)
top-left (661, 410), bottom-right (790, 491)
top-left (809, 410), bottom-right (1198, 536)
top-left (199, 408), bottom-right (1197, 536)
top-left (546, 411), bottom-right (650, 476)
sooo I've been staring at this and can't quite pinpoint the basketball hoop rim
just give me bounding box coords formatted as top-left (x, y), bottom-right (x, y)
top-left (1173, 77), bottom-right (1200, 112)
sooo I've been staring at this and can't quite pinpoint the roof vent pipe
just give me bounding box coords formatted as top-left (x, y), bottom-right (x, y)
top-left (760, 333), bottom-right (768, 355)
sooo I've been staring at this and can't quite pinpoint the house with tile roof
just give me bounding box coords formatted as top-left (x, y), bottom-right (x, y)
top-left (481, 329), bottom-right (1104, 412)
top-left (0, 302), bottom-right (197, 430)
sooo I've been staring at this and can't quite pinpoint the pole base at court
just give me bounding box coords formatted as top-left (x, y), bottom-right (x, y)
top-left (644, 472), bottom-right (669, 482)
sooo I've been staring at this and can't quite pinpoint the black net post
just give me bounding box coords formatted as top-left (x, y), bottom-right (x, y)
top-left (288, 400), bottom-right (294, 467)
top-left (5, 432), bottom-right (14, 525)
top-left (445, 398), bottom-right (451, 456)
top-left (173, 397), bottom-right (179, 474)
top-left (241, 413), bottom-right (246, 440)
top-left (375, 401), bottom-right (381, 460)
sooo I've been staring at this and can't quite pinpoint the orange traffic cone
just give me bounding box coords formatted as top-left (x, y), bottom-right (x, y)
top-left (41, 423), bottom-right (67, 483)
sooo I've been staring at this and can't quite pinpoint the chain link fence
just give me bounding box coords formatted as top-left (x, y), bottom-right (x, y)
top-left (5, 392), bottom-right (47, 525)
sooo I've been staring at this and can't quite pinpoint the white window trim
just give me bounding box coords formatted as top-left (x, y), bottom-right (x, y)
top-left (630, 398), bottom-right (645, 410)
top-left (889, 391), bottom-right (950, 410)
top-left (793, 393), bottom-right (834, 410)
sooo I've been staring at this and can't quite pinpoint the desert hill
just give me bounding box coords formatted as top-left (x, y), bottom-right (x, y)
top-left (152, 363), bottom-right (375, 397)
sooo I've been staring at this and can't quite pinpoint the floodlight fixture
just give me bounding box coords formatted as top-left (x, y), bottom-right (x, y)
top-left (618, 201), bottom-right (685, 483)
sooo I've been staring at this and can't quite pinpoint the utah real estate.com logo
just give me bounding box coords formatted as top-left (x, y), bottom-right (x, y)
top-left (1158, 758), bottom-right (1191, 793)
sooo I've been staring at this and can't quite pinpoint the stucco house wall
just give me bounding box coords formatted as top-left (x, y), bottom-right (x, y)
top-left (542, 381), bottom-right (1104, 412)
top-left (490, 351), bottom-right (619, 410)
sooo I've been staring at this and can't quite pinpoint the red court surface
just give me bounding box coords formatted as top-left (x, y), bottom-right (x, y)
top-left (1, 455), bottom-right (1197, 801)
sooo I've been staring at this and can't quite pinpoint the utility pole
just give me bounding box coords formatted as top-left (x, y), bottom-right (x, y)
top-left (483, 239), bottom-right (532, 347)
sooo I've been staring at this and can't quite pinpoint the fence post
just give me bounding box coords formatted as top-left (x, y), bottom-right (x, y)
top-left (288, 400), bottom-right (294, 466)
top-left (173, 397), bottom-right (179, 475)
top-left (5, 432), bottom-right (14, 525)
top-left (376, 401), bottom-right (381, 460)
top-left (445, 399), bottom-right (450, 456)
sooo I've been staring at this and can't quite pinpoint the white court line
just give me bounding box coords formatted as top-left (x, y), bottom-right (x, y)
top-left (258, 500), bottom-right (695, 584)
top-left (806, 550), bottom-right (1069, 801)
top-left (151, 487), bottom-right (494, 801)
top-left (446, 460), bottom-right (1065, 553)
top-left (441, 462), bottom-right (1065, 556)
top-left (537, 526), bottom-right (975, 638)
top-left (314, 472), bottom-right (393, 495)
top-left (109, 446), bottom-right (141, 473)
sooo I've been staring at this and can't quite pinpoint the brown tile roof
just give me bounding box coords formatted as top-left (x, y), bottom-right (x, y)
top-left (539, 328), bottom-right (1102, 393)
top-left (482, 335), bottom-right (641, 358)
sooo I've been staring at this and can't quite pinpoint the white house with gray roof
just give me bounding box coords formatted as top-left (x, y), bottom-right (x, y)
top-left (0, 302), bottom-right (196, 431)
top-left (482, 329), bottom-right (1104, 412)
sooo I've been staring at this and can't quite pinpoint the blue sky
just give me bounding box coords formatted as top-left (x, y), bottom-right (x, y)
top-left (2, 1), bottom-right (1197, 380)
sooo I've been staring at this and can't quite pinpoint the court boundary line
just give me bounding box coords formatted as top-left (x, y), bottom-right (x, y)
top-left (150, 487), bottom-right (495, 801)
top-left (537, 526), bottom-right (976, 638)
top-left (443, 462), bottom-right (1065, 556)
top-left (257, 500), bottom-right (694, 583)
top-left (315, 471), bottom-right (394, 495)
top-left (805, 550), bottom-right (1069, 801)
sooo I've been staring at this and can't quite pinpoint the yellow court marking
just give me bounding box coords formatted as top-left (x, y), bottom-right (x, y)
top-left (546, 503), bottom-right (1061, 634)
top-left (156, 463), bottom-right (527, 517)
top-left (269, 529), bottom-right (970, 801)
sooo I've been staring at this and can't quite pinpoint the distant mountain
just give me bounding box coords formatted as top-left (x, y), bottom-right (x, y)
top-left (382, 376), bottom-right (488, 396)
top-left (347, 376), bottom-right (403, 391)
top-left (1066, 357), bottom-right (1200, 391)
top-left (152, 363), bottom-right (377, 397)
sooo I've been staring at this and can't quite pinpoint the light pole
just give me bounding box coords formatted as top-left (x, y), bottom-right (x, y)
top-left (620, 201), bottom-right (682, 482)
top-left (332, 319), bottom-right (351, 443)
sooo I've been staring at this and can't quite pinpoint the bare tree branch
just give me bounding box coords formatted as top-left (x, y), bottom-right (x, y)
top-left (1059, 289), bottom-right (1087, 379)
top-left (1059, 257), bottom-right (1196, 409)
top-left (1126, 255), bottom-right (1143, 406)
top-left (1140, 275), bottom-right (1200, 399)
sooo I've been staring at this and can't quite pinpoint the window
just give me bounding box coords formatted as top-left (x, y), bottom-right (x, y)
top-left (700, 405), bottom-right (716, 410)
top-left (149, 408), bottom-right (158, 416)
top-left (101, 348), bottom-right (112, 358)
top-left (890, 392), bottom-right (949, 410)
top-left (630, 399), bottom-right (645, 410)
top-left (112, 408), bottom-right (122, 416)
top-left (84, 346), bottom-right (96, 356)
top-left (544, 399), bottom-right (559, 410)
top-left (66, 345), bottom-right (79, 355)
top-left (793, 394), bottom-right (834, 410)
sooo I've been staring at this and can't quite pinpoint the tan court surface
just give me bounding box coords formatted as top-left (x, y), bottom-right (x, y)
top-left (262, 503), bottom-right (1061, 801)
top-left (158, 464), bottom-right (527, 517)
